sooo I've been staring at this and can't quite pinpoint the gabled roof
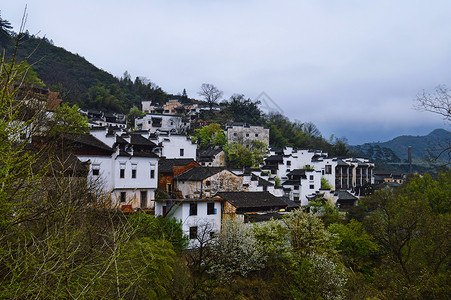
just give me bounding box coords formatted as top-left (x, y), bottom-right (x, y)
top-left (197, 148), bottom-right (223, 162)
top-left (336, 159), bottom-right (350, 166)
top-left (215, 191), bottom-right (288, 210)
top-left (265, 155), bottom-right (284, 162)
top-left (63, 133), bottom-right (114, 153)
top-left (175, 167), bottom-right (227, 181)
top-left (159, 158), bottom-right (198, 173)
top-left (278, 196), bottom-right (300, 210)
top-left (130, 134), bottom-right (157, 147)
top-left (251, 174), bottom-right (274, 187)
top-left (335, 191), bottom-right (358, 201)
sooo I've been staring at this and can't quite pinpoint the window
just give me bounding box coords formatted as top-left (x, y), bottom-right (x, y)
top-left (325, 165), bottom-right (332, 174)
top-left (287, 161), bottom-right (291, 166)
top-left (167, 183), bottom-right (172, 193)
top-left (120, 192), bottom-right (126, 203)
top-left (294, 196), bottom-right (300, 201)
top-left (132, 164), bottom-right (137, 178)
top-left (207, 203), bottom-right (215, 215)
top-left (150, 169), bottom-right (155, 179)
top-left (294, 185), bottom-right (299, 190)
top-left (120, 169), bottom-right (125, 178)
top-left (309, 175), bottom-right (314, 180)
top-left (255, 133), bottom-right (259, 137)
top-left (210, 231), bottom-right (216, 238)
top-left (246, 133), bottom-right (249, 137)
top-left (92, 164), bottom-right (100, 176)
top-left (189, 203), bottom-right (197, 216)
top-left (310, 184), bottom-right (314, 189)
top-left (180, 149), bottom-right (184, 157)
top-left (189, 226), bottom-right (198, 239)
top-left (205, 180), bottom-right (211, 186)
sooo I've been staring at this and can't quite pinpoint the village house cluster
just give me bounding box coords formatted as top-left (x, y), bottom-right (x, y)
top-left (30, 94), bottom-right (376, 247)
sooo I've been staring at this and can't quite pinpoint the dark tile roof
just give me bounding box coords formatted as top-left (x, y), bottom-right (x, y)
top-left (130, 134), bottom-right (157, 147)
top-left (64, 133), bottom-right (114, 153)
top-left (282, 179), bottom-right (300, 186)
top-left (336, 159), bottom-right (350, 166)
top-left (133, 151), bottom-right (159, 158)
top-left (251, 174), bottom-right (274, 187)
top-left (197, 148), bottom-right (223, 162)
top-left (265, 155), bottom-right (284, 162)
top-left (287, 169), bottom-right (308, 176)
top-left (175, 167), bottom-right (226, 181)
top-left (279, 196), bottom-right (300, 210)
top-left (159, 158), bottom-right (198, 173)
top-left (335, 191), bottom-right (358, 201)
top-left (216, 191), bottom-right (288, 210)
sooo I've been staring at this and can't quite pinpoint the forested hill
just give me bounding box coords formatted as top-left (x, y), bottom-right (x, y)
top-left (350, 128), bottom-right (451, 166)
top-left (0, 33), bottom-right (187, 113)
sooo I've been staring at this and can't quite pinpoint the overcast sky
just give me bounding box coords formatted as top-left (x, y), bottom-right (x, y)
top-left (3, 0), bottom-right (451, 144)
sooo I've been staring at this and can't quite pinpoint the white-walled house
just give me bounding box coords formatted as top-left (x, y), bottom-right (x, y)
top-left (152, 133), bottom-right (197, 159)
top-left (68, 131), bottom-right (159, 209)
top-left (155, 198), bottom-right (223, 248)
top-left (135, 114), bottom-right (189, 134)
top-left (262, 147), bottom-right (375, 207)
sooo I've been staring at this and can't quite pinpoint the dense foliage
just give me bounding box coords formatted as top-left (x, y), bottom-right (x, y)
top-left (0, 30), bottom-right (187, 113)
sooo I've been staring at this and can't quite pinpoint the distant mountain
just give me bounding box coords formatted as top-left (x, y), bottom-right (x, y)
top-left (350, 129), bottom-right (451, 172)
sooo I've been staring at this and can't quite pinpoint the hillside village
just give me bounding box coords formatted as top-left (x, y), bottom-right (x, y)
top-left (1, 21), bottom-right (450, 298)
top-left (53, 95), bottom-right (378, 244)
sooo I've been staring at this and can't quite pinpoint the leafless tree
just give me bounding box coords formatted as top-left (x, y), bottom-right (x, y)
top-left (416, 85), bottom-right (451, 122)
top-left (416, 85), bottom-right (451, 164)
top-left (198, 83), bottom-right (223, 110)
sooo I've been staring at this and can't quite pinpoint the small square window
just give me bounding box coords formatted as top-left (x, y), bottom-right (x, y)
top-left (287, 161), bottom-right (291, 166)
top-left (309, 175), bottom-right (314, 180)
top-left (93, 169), bottom-right (99, 176)
top-left (310, 184), bottom-right (314, 189)
top-left (255, 133), bottom-right (258, 137)
top-left (207, 203), bottom-right (215, 215)
top-left (189, 203), bottom-right (197, 216)
top-left (246, 133), bottom-right (249, 137)
top-left (189, 226), bottom-right (198, 240)
top-left (294, 185), bottom-right (299, 190)
top-left (210, 231), bottom-right (216, 238)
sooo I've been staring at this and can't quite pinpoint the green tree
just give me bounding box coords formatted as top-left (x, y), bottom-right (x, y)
top-left (191, 123), bottom-right (227, 149)
top-left (329, 219), bottom-right (379, 273)
top-left (48, 102), bottom-right (89, 135)
top-left (126, 105), bottom-right (144, 128)
top-left (223, 94), bottom-right (264, 125)
top-left (359, 173), bottom-right (451, 298)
